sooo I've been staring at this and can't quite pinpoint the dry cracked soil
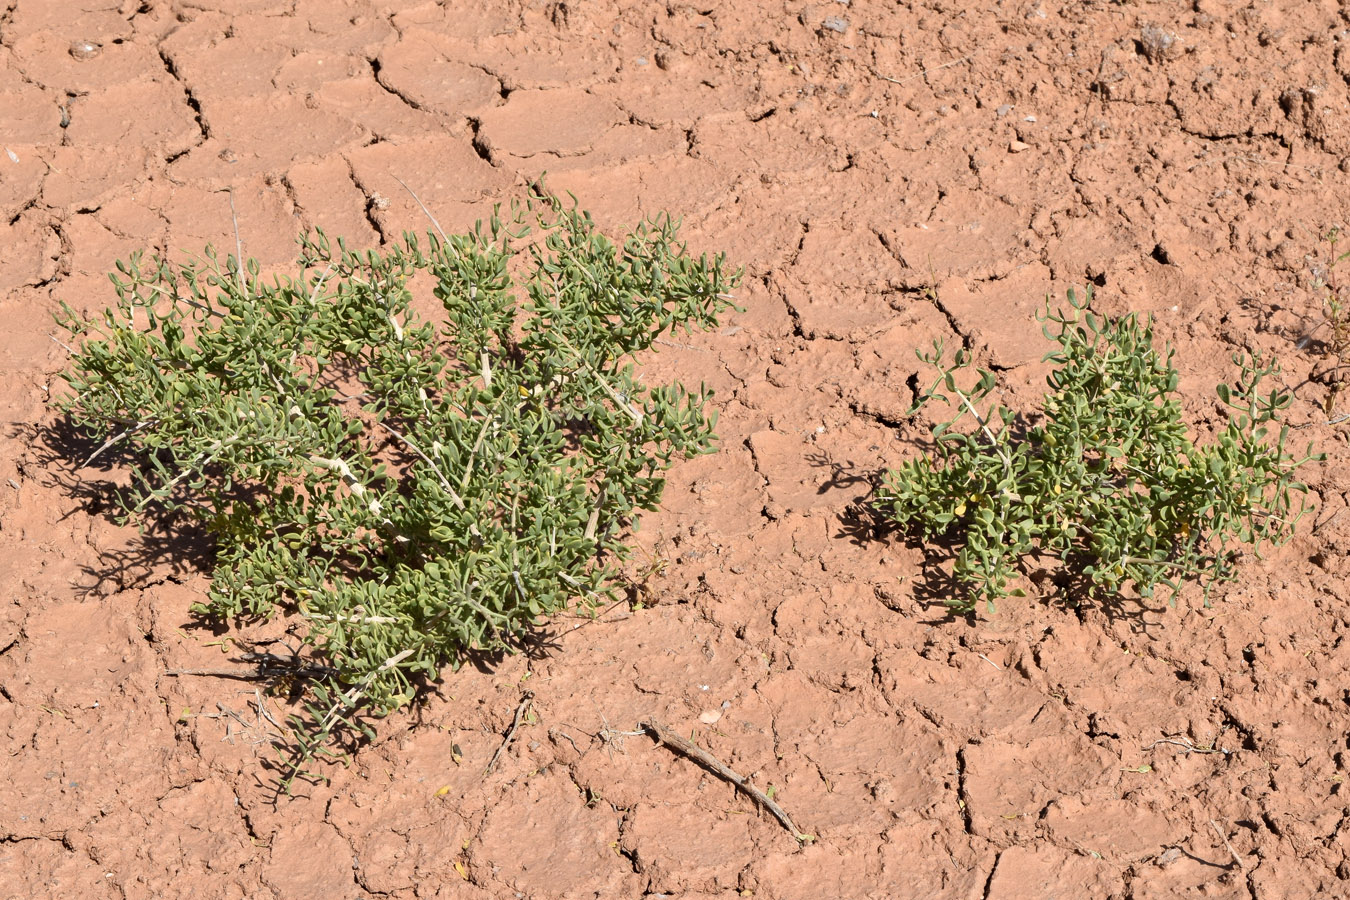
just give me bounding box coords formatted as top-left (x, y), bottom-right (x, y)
top-left (4, 1), bottom-right (1350, 898)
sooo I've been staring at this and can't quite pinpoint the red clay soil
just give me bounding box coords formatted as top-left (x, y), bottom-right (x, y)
top-left (4, 1), bottom-right (1350, 898)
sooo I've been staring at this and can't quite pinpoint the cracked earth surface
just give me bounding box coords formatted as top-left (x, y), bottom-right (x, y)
top-left (3, 0), bottom-right (1350, 898)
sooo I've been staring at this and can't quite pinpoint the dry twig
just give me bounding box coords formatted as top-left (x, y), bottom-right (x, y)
top-left (1210, 819), bottom-right (1248, 873)
top-left (393, 175), bottom-right (449, 244)
top-left (223, 186), bottom-right (247, 300)
top-left (559, 595), bottom-right (631, 636)
top-left (871, 54), bottom-right (972, 85)
top-left (166, 668), bottom-right (278, 679)
top-left (1142, 737), bottom-right (1223, 754)
top-left (164, 665), bottom-right (333, 680)
top-left (485, 691), bottom-right (534, 775)
top-left (640, 718), bottom-right (811, 843)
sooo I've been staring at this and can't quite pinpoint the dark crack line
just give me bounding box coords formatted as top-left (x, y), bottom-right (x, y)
top-left (157, 49), bottom-right (208, 142)
top-left (367, 56), bottom-right (426, 114)
top-left (466, 61), bottom-right (510, 100)
top-left (847, 399), bottom-right (908, 432)
top-left (8, 194), bottom-right (40, 227)
top-left (886, 262), bottom-right (968, 349)
top-left (468, 117), bottom-right (494, 166)
top-left (775, 285), bottom-right (807, 340)
top-left (277, 173), bottom-right (304, 226)
top-left (956, 744), bottom-right (975, 835)
top-left (979, 849), bottom-right (1001, 900)
top-left (343, 157), bottom-right (388, 245)
top-left (741, 435), bottom-right (775, 524)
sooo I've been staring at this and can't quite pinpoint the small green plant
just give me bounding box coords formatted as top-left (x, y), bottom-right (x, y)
top-left (56, 189), bottom-right (738, 783)
top-left (877, 288), bottom-right (1319, 612)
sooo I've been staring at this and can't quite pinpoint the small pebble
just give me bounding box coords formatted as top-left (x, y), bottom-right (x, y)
top-left (1155, 846), bottom-right (1183, 867)
top-left (1139, 24), bottom-right (1182, 62)
top-left (822, 16), bottom-right (848, 33)
top-left (996, 104), bottom-right (1013, 117)
top-left (1024, 114), bottom-right (1037, 122)
top-left (1009, 140), bottom-right (1030, 153)
top-left (69, 40), bottom-right (101, 60)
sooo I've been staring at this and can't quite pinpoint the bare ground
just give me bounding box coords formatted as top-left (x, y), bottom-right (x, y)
top-left (3, 1), bottom-right (1350, 898)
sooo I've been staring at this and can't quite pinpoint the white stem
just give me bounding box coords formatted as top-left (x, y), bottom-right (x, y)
top-left (306, 453), bottom-right (367, 497)
top-left (375, 421), bottom-right (465, 509)
top-left (83, 419), bottom-right (157, 467)
top-left (306, 262), bottom-right (334, 305)
top-left (549, 278), bottom-right (644, 425)
top-left (305, 612), bottom-right (398, 625)
top-left (956, 389), bottom-right (1012, 470)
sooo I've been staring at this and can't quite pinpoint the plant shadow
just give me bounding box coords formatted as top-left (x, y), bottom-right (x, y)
top-left (24, 416), bottom-right (220, 593)
top-left (34, 411), bottom-right (581, 798)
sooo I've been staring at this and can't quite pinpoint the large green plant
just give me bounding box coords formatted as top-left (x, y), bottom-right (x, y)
top-left (877, 288), bottom-right (1319, 611)
top-left (57, 191), bottom-right (738, 778)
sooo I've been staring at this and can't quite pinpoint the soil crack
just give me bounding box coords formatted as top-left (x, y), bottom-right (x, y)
top-left (343, 156), bottom-right (389, 245)
top-left (980, 849), bottom-right (1001, 900)
top-left (955, 743), bottom-right (974, 835)
top-left (157, 48), bottom-right (209, 145)
top-left (367, 56), bottom-right (425, 114)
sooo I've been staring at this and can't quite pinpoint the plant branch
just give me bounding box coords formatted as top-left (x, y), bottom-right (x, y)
top-left (640, 718), bottom-right (813, 843)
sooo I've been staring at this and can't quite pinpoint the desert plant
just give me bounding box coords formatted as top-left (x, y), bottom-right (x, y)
top-left (56, 189), bottom-right (739, 781)
top-left (876, 288), bottom-right (1319, 612)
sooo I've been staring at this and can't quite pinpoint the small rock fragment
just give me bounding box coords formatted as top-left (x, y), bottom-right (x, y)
top-left (996, 103), bottom-right (1013, 117)
top-left (822, 16), bottom-right (848, 33)
top-left (1138, 24), bottom-right (1182, 62)
top-left (1009, 140), bottom-right (1030, 153)
top-left (69, 40), bottom-right (101, 60)
top-left (1155, 846), bottom-right (1183, 867)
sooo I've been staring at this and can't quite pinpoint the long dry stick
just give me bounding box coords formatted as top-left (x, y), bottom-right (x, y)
top-left (376, 420), bottom-right (466, 509)
top-left (1210, 819), bottom-right (1248, 873)
top-left (1143, 737), bottom-right (1221, 754)
top-left (393, 175), bottom-right (449, 244)
top-left (485, 691), bottom-right (534, 775)
top-left (640, 719), bottom-right (811, 843)
top-left (871, 54), bottom-right (972, 85)
top-left (164, 666), bottom-right (335, 680)
top-left (223, 186), bottom-right (247, 300)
